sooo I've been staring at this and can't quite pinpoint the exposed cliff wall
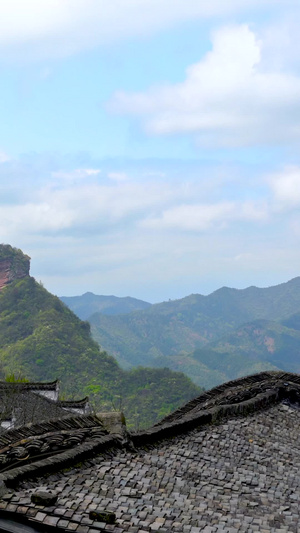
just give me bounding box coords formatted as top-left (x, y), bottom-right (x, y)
top-left (0, 245), bottom-right (30, 291)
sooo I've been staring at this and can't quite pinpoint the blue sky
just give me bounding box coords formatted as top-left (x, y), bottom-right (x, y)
top-left (1, 0), bottom-right (300, 302)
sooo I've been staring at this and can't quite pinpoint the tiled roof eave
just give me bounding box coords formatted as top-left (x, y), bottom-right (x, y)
top-left (58, 397), bottom-right (89, 408)
top-left (0, 381), bottom-right (59, 392)
top-left (0, 432), bottom-right (123, 493)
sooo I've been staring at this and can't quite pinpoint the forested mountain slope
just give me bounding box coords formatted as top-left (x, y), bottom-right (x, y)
top-left (194, 313), bottom-right (300, 370)
top-left (0, 257), bottom-right (200, 429)
top-left (151, 311), bottom-right (300, 389)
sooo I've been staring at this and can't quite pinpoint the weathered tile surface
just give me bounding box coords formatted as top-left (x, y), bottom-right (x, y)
top-left (4, 403), bottom-right (300, 532)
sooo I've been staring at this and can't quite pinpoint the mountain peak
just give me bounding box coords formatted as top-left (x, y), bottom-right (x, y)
top-left (0, 244), bottom-right (30, 291)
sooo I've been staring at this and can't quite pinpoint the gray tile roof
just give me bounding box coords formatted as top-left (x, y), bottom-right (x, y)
top-left (0, 381), bottom-right (91, 431)
top-left (0, 390), bottom-right (67, 431)
top-left (1, 371), bottom-right (300, 532)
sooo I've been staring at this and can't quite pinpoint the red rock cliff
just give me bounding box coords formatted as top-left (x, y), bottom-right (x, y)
top-left (0, 245), bottom-right (30, 291)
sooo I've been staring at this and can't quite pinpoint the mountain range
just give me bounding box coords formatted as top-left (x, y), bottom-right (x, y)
top-left (62, 278), bottom-right (300, 389)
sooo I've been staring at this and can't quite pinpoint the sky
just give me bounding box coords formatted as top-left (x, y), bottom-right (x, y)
top-left (1, 0), bottom-right (300, 303)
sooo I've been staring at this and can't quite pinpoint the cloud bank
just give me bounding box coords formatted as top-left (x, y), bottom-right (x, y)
top-left (0, 0), bottom-right (293, 61)
top-left (0, 154), bottom-right (299, 300)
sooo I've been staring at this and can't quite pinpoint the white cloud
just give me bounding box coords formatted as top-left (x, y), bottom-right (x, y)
top-left (0, 170), bottom-right (188, 238)
top-left (240, 201), bottom-right (269, 222)
top-left (0, 156), bottom-right (272, 241)
top-left (44, 179), bottom-right (183, 223)
top-left (260, 9), bottom-right (300, 72)
top-left (0, 0), bottom-right (292, 61)
top-left (39, 67), bottom-right (52, 80)
top-left (268, 166), bottom-right (300, 211)
top-left (0, 151), bottom-right (10, 163)
top-left (2, 155), bottom-right (299, 300)
top-left (142, 199), bottom-right (268, 232)
top-left (52, 168), bottom-right (101, 182)
top-left (110, 24), bottom-right (300, 148)
top-left (0, 203), bottom-right (74, 238)
top-left (143, 202), bottom-right (235, 231)
top-left (108, 172), bottom-right (128, 182)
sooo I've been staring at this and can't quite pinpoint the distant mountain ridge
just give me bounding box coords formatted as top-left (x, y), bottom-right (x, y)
top-left (87, 277), bottom-right (300, 357)
top-left (60, 292), bottom-right (151, 320)
top-left (68, 277), bottom-right (300, 388)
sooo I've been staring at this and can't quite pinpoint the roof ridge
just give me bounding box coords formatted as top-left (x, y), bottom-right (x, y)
top-left (0, 380), bottom-right (59, 390)
top-left (0, 414), bottom-right (104, 449)
top-left (152, 370), bottom-right (300, 427)
top-left (133, 371), bottom-right (300, 445)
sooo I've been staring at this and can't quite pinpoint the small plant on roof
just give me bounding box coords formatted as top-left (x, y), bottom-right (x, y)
top-left (5, 373), bottom-right (29, 383)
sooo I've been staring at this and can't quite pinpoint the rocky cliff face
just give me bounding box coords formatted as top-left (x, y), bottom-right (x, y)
top-left (0, 245), bottom-right (30, 291)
